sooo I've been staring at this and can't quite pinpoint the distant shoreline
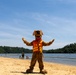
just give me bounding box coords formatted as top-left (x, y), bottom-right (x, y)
top-left (0, 53), bottom-right (76, 66)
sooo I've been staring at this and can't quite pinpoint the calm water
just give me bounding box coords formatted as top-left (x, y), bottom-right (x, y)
top-left (0, 53), bottom-right (76, 66)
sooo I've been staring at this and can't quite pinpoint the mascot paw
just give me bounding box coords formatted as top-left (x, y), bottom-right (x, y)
top-left (26, 69), bottom-right (33, 73)
top-left (40, 69), bottom-right (47, 74)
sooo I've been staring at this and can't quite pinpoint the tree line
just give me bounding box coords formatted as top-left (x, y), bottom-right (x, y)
top-left (0, 46), bottom-right (32, 53)
top-left (0, 43), bottom-right (76, 53)
top-left (46, 43), bottom-right (76, 53)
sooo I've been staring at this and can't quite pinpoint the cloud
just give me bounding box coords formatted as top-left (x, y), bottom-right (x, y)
top-left (0, 12), bottom-right (76, 49)
top-left (31, 13), bottom-right (76, 42)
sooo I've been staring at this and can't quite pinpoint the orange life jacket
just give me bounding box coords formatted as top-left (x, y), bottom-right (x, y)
top-left (32, 40), bottom-right (43, 53)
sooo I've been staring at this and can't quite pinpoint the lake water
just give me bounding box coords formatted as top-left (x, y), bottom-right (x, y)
top-left (0, 53), bottom-right (76, 66)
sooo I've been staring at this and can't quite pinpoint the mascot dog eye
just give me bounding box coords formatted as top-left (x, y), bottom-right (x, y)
top-left (36, 31), bottom-right (40, 34)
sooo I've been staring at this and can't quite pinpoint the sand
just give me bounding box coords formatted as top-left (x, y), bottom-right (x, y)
top-left (0, 57), bottom-right (76, 75)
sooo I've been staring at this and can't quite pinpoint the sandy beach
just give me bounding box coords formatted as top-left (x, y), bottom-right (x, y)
top-left (0, 57), bottom-right (76, 75)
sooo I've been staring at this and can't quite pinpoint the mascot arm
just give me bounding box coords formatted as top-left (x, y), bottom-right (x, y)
top-left (22, 38), bottom-right (32, 46)
top-left (43, 39), bottom-right (55, 46)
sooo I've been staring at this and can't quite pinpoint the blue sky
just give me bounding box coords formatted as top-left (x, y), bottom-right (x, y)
top-left (0, 0), bottom-right (76, 50)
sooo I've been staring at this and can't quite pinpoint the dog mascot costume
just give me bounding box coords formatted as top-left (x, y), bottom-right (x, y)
top-left (22, 30), bottom-right (55, 74)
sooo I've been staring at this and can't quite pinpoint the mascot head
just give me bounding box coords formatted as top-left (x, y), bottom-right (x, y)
top-left (33, 30), bottom-right (43, 40)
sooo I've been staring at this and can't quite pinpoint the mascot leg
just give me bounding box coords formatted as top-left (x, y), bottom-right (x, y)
top-left (26, 53), bottom-right (36, 73)
top-left (38, 53), bottom-right (47, 74)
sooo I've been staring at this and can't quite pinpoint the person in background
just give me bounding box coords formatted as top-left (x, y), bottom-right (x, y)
top-left (26, 56), bottom-right (29, 59)
top-left (22, 30), bottom-right (55, 74)
top-left (22, 52), bottom-right (24, 59)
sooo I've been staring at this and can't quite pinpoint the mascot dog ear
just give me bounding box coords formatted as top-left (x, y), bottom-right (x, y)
top-left (33, 30), bottom-right (43, 36)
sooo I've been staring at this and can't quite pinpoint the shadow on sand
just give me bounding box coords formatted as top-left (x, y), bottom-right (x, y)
top-left (21, 71), bottom-right (41, 74)
top-left (11, 71), bottom-right (45, 75)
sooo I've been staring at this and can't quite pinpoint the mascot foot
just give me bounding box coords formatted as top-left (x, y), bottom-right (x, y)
top-left (26, 69), bottom-right (33, 73)
top-left (40, 70), bottom-right (47, 74)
